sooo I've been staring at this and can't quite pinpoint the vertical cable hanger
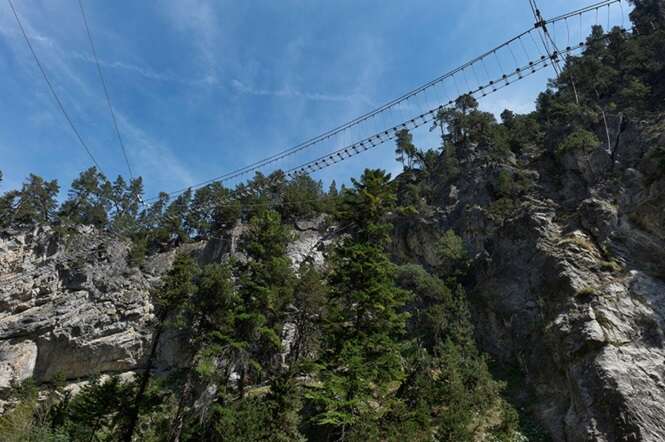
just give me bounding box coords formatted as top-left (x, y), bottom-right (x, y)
top-left (529, 0), bottom-right (581, 104)
top-left (529, 0), bottom-right (562, 76)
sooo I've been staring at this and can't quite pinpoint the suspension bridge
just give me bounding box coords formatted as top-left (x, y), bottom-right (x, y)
top-left (145, 0), bottom-right (629, 202)
top-left (0, 0), bottom-right (632, 284)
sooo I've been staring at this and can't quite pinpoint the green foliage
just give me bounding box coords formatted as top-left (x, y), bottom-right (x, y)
top-left (0, 379), bottom-right (70, 442)
top-left (500, 110), bottom-right (543, 153)
top-left (497, 170), bottom-right (516, 196)
top-left (488, 197), bottom-right (518, 224)
top-left (127, 236), bottom-right (148, 268)
top-left (429, 94), bottom-right (503, 184)
top-left (161, 188), bottom-right (193, 244)
top-left (338, 169), bottom-right (396, 244)
top-left (393, 265), bottom-right (519, 440)
top-left (280, 175), bottom-right (325, 221)
top-left (210, 378), bottom-right (305, 442)
top-left (289, 262), bottom-right (328, 367)
top-left (156, 253), bottom-right (199, 315)
top-left (577, 287), bottom-right (599, 299)
top-left (649, 145), bottom-right (665, 179)
top-left (308, 169), bottom-right (411, 439)
top-left (62, 376), bottom-right (134, 440)
top-left (109, 175), bottom-right (144, 232)
top-left (555, 129), bottom-right (601, 158)
top-left (235, 210), bottom-right (295, 392)
top-left (2, 174), bottom-right (60, 226)
top-left (395, 128), bottom-right (419, 169)
top-left (436, 229), bottom-right (469, 280)
top-left (186, 182), bottom-right (238, 238)
top-left (59, 167), bottom-right (110, 227)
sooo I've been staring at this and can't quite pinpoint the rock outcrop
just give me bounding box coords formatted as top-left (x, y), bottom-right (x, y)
top-left (0, 220), bottom-right (328, 409)
top-left (394, 116), bottom-right (665, 440)
top-left (1, 118), bottom-right (664, 439)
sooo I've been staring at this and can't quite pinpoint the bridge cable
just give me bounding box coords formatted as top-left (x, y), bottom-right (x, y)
top-left (78, 0), bottom-right (134, 180)
top-left (7, 0), bottom-right (105, 175)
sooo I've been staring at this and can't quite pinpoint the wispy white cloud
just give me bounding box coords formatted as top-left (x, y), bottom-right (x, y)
top-left (113, 111), bottom-right (196, 189)
top-left (68, 50), bottom-right (218, 87)
top-left (160, 0), bottom-right (221, 83)
top-left (0, 2), bottom-right (199, 192)
top-left (230, 79), bottom-right (373, 105)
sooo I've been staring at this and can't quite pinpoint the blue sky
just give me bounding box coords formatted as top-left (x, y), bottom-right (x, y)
top-left (0, 0), bottom-right (630, 200)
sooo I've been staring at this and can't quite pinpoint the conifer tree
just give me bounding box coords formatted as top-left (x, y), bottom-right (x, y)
top-left (234, 210), bottom-right (294, 396)
top-left (59, 167), bottom-right (110, 227)
top-left (309, 169), bottom-right (411, 439)
top-left (122, 254), bottom-right (198, 442)
top-left (11, 174), bottom-right (59, 225)
top-left (395, 128), bottom-right (418, 170)
top-left (186, 182), bottom-right (237, 239)
top-left (168, 262), bottom-right (237, 442)
top-left (109, 175), bottom-right (143, 232)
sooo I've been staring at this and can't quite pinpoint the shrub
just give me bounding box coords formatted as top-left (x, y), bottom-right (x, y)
top-left (555, 129), bottom-right (601, 158)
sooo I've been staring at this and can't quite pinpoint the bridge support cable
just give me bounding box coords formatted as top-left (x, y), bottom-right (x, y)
top-left (7, 0), bottom-right (105, 175)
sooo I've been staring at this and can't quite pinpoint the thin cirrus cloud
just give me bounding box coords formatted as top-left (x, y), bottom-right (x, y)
top-left (230, 79), bottom-right (374, 105)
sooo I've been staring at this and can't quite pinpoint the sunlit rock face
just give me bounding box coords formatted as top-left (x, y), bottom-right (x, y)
top-left (391, 116), bottom-right (665, 441)
top-left (0, 218), bottom-right (330, 400)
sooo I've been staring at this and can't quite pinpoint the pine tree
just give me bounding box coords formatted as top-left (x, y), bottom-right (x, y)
top-left (186, 182), bottom-right (236, 239)
top-left (160, 188), bottom-right (193, 245)
top-left (280, 174), bottom-right (324, 221)
top-left (112, 176), bottom-right (143, 232)
top-left (59, 167), bottom-right (111, 228)
top-left (234, 210), bottom-right (295, 396)
top-left (309, 169), bottom-right (411, 439)
top-left (11, 174), bottom-right (59, 225)
top-left (288, 262), bottom-right (327, 367)
top-left (168, 262), bottom-right (237, 442)
top-left (395, 129), bottom-right (418, 170)
top-left (122, 254), bottom-right (198, 442)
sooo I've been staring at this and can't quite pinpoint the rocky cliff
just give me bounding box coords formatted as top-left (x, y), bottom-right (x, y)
top-left (392, 115), bottom-right (665, 441)
top-left (0, 221), bottom-right (329, 410)
top-left (1, 119), bottom-right (664, 439)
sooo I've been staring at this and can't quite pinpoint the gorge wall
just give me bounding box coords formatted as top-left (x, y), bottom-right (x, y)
top-left (1, 116), bottom-right (664, 440)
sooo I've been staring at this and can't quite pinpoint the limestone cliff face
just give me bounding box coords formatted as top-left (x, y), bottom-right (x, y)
top-left (393, 116), bottom-right (665, 441)
top-left (0, 225), bottom-right (156, 392)
top-left (0, 221), bottom-right (328, 409)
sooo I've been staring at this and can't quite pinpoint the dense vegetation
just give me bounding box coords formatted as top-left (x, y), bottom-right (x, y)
top-left (0, 167), bottom-right (518, 441)
top-left (0, 1), bottom-right (663, 440)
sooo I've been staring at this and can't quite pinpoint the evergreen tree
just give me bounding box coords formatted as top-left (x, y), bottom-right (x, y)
top-left (280, 174), bottom-right (324, 221)
top-left (160, 188), bottom-right (193, 245)
top-left (186, 182), bottom-right (237, 239)
top-left (168, 262), bottom-right (237, 441)
top-left (11, 174), bottom-right (60, 225)
top-left (395, 128), bottom-right (418, 170)
top-left (59, 167), bottom-right (111, 228)
top-left (109, 176), bottom-right (143, 232)
top-left (64, 375), bottom-right (134, 441)
top-left (289, 262), bottom-right (328, 367)
top-left (234, 210), bottom-right (295, 396)
top-left (308, 169), bottom-right (411, 439)
top-left (122, 254), bottom-right (198, 442)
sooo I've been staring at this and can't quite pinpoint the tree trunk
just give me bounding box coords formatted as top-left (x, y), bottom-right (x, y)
top-left (169, 365), bottom-right (195, 442)
top-left (120, 314), bottom-right (165, 442)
